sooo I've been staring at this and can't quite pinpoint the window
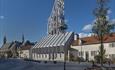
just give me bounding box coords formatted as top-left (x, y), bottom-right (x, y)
top-left (109, 42), bottom-right (115, 47)
top-left (37, 54), bottom-right (38, 59)
top-left (109, 54), bottom-right (115, 59)
top-left (45, 54), bottom-right (47, 58)
top-left (39, 54), bottom-right (41, 58)
top-left (42, 54), bottom-right (44, 58)
top-left (91, 51), bottom-right (97, 56)
top-left (54, 16), bottom-right (56, 21)
top-left (33, 53), bottom-right (35, 58)
top-left (57, 47), bottom-right (60, 52)
top-left (81, 51), bottom-right (84, 56)
top-left (55, 53), bottom-right (57, 59)
top-left (60, 53), bottom-right (62, 58)
top-left (79, 51), bottom-right (84, 56)
top-left (54, 29), bottom-right (57, 34)
top-left (78, 52), bottom-right (80, 56)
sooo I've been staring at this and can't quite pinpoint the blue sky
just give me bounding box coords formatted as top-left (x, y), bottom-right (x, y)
top-left (0, 0), bottom-right (115, 46)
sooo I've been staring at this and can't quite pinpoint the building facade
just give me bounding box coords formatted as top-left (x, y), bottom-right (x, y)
top-left (32, 32), bottom-right (74, 61)
top-left (0, 41), bottom-right (22, 58)
top-left (19, 41), bottom-right (34, 59)
top-left (71, 33), bottom-right (115, 61)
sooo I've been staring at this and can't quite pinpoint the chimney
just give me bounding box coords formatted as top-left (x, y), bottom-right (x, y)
top-left (74, 33), bottom-right (82, 45)
top-left (74, 33), bottom-right (79, 40)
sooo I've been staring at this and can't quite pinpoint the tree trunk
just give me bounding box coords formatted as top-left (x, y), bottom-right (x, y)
top-left (100, 33), bottom-right (104, 67)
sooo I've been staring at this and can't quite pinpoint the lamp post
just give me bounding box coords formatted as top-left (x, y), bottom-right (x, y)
top-left (64, 47), bottom-right (66, 70)
top-left (63, 32), bottom-right (66, 70)
top-left (80, 40), bottom-right (83, 62)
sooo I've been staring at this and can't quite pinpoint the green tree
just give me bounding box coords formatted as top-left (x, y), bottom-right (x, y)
top-left (92, 0), bottom-right (115, 66)
top-left (94, 46), bottom-right (106, 63)
top-left (59, 23), bottom-right (68, 33)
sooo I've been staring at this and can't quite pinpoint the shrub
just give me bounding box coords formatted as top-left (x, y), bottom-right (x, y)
top-left (44, 61), bottom-right (47, 63)
top-left (76, 57), bottom-right (84, 62)
top-left (53, 61), bottom-right (57, 64)
top-left (94, 55), bottom-right (101, 63)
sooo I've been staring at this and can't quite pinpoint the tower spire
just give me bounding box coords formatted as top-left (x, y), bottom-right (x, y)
top-left (48, 0), bottom-right (67, 35)
top-left (3, 35), bottom-right (7, 44)
top-left (22, 34), bottom-right (25, 43)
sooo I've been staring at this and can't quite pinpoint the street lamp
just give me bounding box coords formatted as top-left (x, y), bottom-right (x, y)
top-left (64, 47), bottom-right (66, 70)
top-left (80, 40), bottom-right (83, 62)
top-left (63, 32), bottom-right (66, 70)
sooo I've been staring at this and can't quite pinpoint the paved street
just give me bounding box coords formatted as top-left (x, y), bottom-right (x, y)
top-left (0, 59), bottom-right (92, 70)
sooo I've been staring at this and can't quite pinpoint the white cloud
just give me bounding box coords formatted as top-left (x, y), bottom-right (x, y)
top-left (79, 33), bottom-right (88, 38)
top-left (107, 10), bottom-right (112, 14)
top-left (0, 16), bottom-right (4, 19)
top-left (79, 33), bottom-right (94, 38)
top-left (82, 17), bottom-right (113, 32)
top-left (87, 33), bottom-right (94, 36)
top-left (82, 24), bottom-right (93, 32)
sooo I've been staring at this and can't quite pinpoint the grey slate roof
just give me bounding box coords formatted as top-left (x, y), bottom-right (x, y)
top-left (0, 42), bottom-right (13, 51)
top-left (0, 41), bottom-right (22, 52)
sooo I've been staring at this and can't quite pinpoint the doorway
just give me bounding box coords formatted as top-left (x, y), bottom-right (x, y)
top-left (85, 51), bottom-right (89, 61)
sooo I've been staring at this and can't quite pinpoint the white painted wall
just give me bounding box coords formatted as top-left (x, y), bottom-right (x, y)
top-left (71, 42), bottom-right (115, 61)
top-left (32, 53), bottom-right (64, 61)
top-left (20, 50), bottom-right (30, 59)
